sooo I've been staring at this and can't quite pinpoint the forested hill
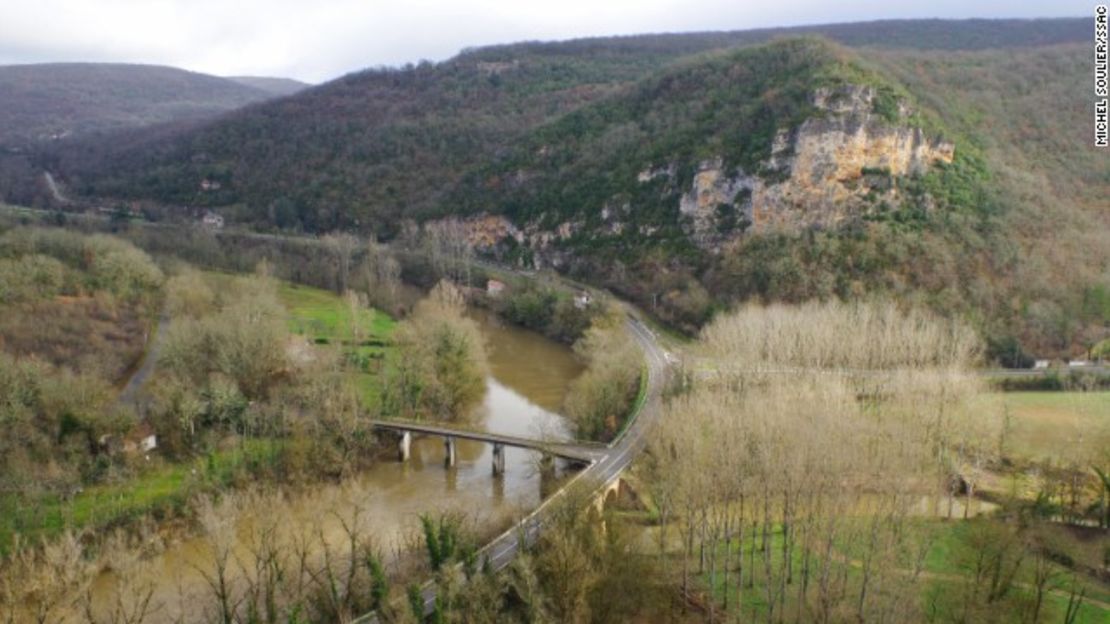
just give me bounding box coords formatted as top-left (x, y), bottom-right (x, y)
top-left (225, 76), bottom-right (310, 96)
top-left (46, 19), bottom-right (1089, 228)
top-left (28, 18), bottom-right (1110, 357)
top-left (0, 63), bottom-right (289, 146)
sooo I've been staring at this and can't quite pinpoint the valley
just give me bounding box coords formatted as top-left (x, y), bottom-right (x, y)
top-left (0, 11), bottom-right (1106, 624)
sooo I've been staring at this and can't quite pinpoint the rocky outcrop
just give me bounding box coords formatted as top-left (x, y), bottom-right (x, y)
top-left (425, 213), bottom-right (584, 269)
top-left (678, 160), bottom-right (756, 246)
top-left (435, 86), bottom-right (956, 261)
top-left (665, 85), bottom-right (955, 248)
top-left (459, 214), bottom-right (523, 249)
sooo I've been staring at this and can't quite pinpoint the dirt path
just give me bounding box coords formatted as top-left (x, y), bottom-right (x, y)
top-left (118, 308), bottom-right (170, 407)
top-left (43, 171), bottom-right (70, 204)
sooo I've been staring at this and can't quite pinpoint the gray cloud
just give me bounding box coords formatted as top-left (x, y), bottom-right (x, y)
top-left (0, 0), bottom-right (1092, 82)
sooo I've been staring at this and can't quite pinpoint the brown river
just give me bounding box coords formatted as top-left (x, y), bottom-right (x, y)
top-left (86, 309), bottom-right (584, 621)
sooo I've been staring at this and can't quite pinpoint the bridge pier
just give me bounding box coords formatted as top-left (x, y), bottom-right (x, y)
top-left (398, 431), bottom-right (411, 462)
top-left (539, 453), bottom-right (557, 498)
top-left (539, 453), bottom-right (555, 475)
top-left (492, 443), bottom-right (506, 476)
top-left (444, 436), bottom-right (456, 468)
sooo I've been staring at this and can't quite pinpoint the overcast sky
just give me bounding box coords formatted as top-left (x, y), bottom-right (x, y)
top-left (0, 1), bottom-right (1091, 83)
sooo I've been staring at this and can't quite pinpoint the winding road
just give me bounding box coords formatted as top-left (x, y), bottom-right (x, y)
top-left (353, 315), bottom-right (670, 622)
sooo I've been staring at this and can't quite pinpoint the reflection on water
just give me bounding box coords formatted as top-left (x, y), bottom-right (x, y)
top-left (473, 308), bottom-right (583, 416)
top-left (89, 307), bottom-right (584, 618)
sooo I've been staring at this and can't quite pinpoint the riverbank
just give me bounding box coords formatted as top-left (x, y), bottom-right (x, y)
top-left (4, 274), bottom-right (590, 622)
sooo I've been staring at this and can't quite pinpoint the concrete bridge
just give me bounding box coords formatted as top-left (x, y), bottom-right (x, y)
top-left (353, 314), bottom-right (669, 623)
top-left (368, 420), bottom-right (606, 474)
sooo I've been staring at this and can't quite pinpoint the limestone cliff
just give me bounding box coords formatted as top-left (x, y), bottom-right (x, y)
top-left (439, 85), bottom-right (955, 259)
top-left (671, 85), bottom-right (954, 248)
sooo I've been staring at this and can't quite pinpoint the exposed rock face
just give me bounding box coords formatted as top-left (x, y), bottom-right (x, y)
top-left (425, 213), bottom-right (584, 269)
top-left (460, 214), bottom-right (523, 248)
top-left (435, 85), bottom-right (956, 261)
top-left (669, 85), bottom-right (955, 248)
top-left (678, 159), bottom-right (756, 246)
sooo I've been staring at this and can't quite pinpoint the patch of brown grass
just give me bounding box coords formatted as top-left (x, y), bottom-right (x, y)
top-left (0, 294), bottom-right (148, 382)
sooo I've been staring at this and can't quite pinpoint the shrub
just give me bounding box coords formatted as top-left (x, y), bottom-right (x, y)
top-left (383, 281), bottom-right (488, 422)
top-left (986, 334), bottom-right (1035, 369)
top-left (563, 307), bottom-right (641, 441)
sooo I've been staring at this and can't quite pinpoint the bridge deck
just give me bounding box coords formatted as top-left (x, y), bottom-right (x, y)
top-left (368, 420), bottom-right (604, 463)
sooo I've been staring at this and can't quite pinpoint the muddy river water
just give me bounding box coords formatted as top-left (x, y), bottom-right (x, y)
top-left (87, 309), bottom-right (584, 620)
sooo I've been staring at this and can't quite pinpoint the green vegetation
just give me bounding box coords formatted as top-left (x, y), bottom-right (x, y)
top-left (277, 280), bottom-right (397, 406)
top-left (382, 281), bottom-right (489, 423)
top-left (0, 228), bottom-right (412, 563)
top-left (0, 18), bottom-right (1106, 623)
top-left (870, 44), bottom-right (1110, 358)
top-left (395, 485), bottom-right (665, 624)
top-left (993, 369), bottom-right (1110, 392)
top-left (0, 229), bottom-right (163, 511)
top-left (0, 227), bottom-right (163, 379)
top-left (686, 518), bottom-right (1109, 624)
top-left (32, 19), bottom-right (1086, 226)
top-left (7, 21), bottom-right (1102, 356)
top-left (564, 307), bottom-right (642, 441)
top-left (11, 22), bottom-right (1094, 350)
top-left (279, 281), bottom-right (395, 343)
top-left (0, 439), bottom-right (280, 554)
top-left (493, 281), bottom-right (602, 343)
top-left (985, 391), bottom-right (1110, 462)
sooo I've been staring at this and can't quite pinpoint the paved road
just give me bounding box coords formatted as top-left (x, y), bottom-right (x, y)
top-left (686, 358), bottom-right (1108, 380)
top-left (353, 315), bottom-right (669, 623)
top-left (980, 366), bottom-right (1107, 377)
top-left (368, 420), bottom-right (607, 463)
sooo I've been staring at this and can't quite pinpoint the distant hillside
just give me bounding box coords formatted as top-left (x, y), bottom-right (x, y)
top-left (0, 63), bottom-right (277, 146)
top-left (464, 17), bottom-right (1088, 61)
top-left (226, 76), bottom-right (309, 96)
top-left (52, 19), bottom-right (1090, 226)
top-left (27, 18), bottom-right (1110, 356)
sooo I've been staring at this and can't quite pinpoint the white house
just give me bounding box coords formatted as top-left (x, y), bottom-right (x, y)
top-left (202, 211), bottom-right (225, 229)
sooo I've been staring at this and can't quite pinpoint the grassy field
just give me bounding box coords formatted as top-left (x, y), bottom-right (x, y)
top-left (979, 391), bottom-right (1110, 462)
top-left (275, 281), bottom-right (397, 407)
top-left (692, 519), bottom-right (1110, 623)
top-left (0, 439), bottom-right (280, 555)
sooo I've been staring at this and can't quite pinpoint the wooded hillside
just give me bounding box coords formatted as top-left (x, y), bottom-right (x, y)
top-left (16, 18), bottom-right (1109, 357)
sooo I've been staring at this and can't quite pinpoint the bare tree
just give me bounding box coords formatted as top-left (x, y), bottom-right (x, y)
top-left (322, 232), bottom-right (360, 294)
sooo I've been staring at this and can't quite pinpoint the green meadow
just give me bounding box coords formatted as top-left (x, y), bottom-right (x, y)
top-left (276, 281), bottom-right (397, 407)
